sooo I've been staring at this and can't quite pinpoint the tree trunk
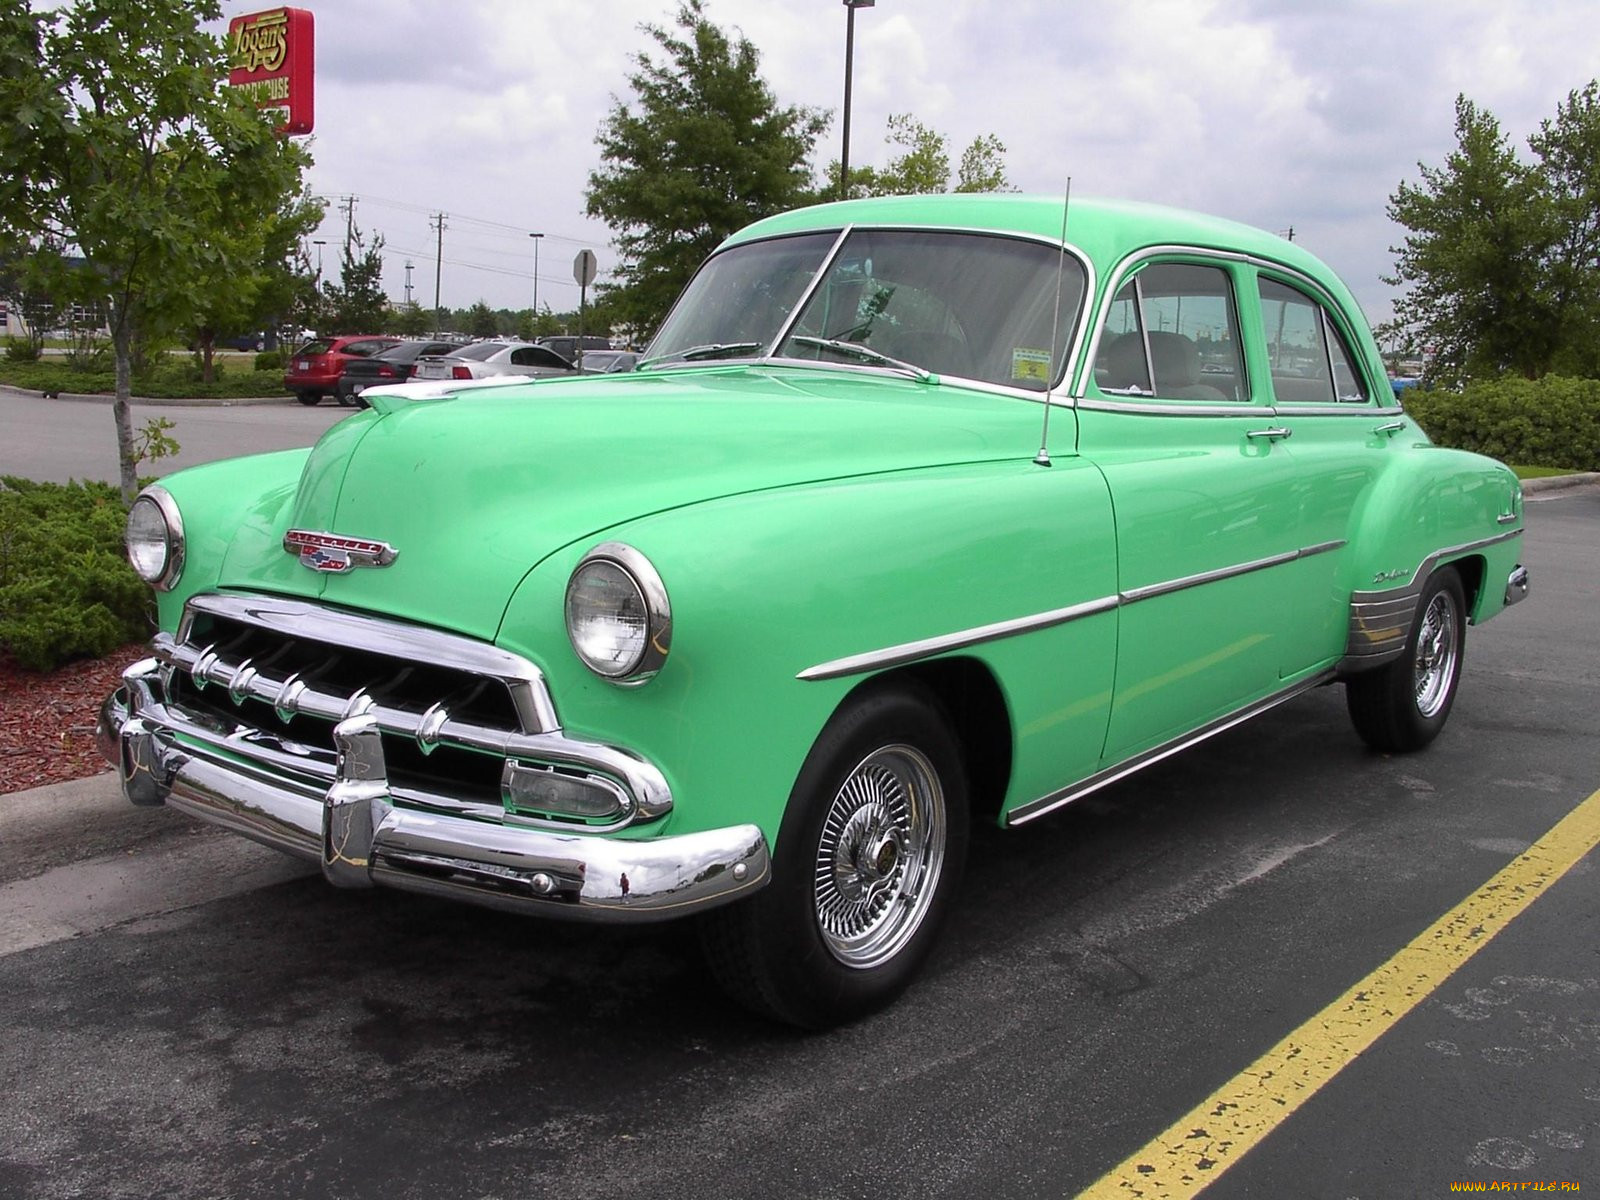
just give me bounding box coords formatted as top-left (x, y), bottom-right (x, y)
top-left (112, 321), bottom-right (139, 506)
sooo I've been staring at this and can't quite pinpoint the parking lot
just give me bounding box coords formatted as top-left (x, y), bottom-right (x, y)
top-left (0, 383), bottom-right (1594, 1198)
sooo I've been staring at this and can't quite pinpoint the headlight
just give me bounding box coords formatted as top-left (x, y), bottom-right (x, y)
top-left (125, 487), bottom-right (184, 591)
top-left (565, 542), bottom-right (671, 684)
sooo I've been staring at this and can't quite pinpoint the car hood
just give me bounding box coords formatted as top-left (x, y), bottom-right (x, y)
top-left (219, 366), bottom-right (1043, 639)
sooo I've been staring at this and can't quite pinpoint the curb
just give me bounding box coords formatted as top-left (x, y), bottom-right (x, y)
top-left (1, 383), bottom-right (297, 408)
top-left (1521, 472), bottom-right (1600, 494)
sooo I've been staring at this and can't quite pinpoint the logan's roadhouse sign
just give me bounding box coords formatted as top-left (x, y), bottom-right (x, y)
top-left (227, 8), bottom-right (314, 135)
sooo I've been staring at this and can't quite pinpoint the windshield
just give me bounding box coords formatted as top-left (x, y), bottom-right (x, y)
top-left (643, 228), bottom-right (1085, 390)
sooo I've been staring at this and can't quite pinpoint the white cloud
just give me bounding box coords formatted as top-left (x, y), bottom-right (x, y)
top-left (236, 0), bottom-right (1599, 325)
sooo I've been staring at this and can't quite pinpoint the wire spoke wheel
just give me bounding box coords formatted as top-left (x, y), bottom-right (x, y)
top-left (812, 744), bottom-right (947, 969)
top-left (1412, 590), bottom-right (1459, 719)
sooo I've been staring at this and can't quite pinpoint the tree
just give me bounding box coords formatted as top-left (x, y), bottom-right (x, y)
top-left (824, 115), bottom-right (1015, 200)
top-left (1529, 81), bottom-right (1600, 377)
top-left (0, 0), bottom-right (313, 503)
top-left (1387, 85), bottom-right (1600, 382)
top-left (466, 301), bottom-right (499, 339)
top-left (320, 226), bottom-right (389, 334)
top-left (190, 189), bottom-right (322, 380)
top-left (585, 0), bottom-right (828, 334)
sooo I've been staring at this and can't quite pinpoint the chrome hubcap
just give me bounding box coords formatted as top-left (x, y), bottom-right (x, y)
top-left (814, 744), bottom-right (946, 969)
top-left (1412, 590), bottom-right (1459, 719)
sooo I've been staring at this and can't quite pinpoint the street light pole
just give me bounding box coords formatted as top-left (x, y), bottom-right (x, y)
top-left (528, 232), bottom-right (544, 330)
top-left (312, 239), bottom-right (325, 278)
top-left (840, 0), bottom-right (874, 201)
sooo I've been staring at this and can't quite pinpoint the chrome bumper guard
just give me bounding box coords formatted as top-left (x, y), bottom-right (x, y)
top-left (1504, 564), bottom-right (1530, 607)
top-left (98, 660), bottom-right (770, 922)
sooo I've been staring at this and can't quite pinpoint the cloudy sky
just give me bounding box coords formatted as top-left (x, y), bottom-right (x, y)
top-left (228, 0), bottom-right (1600, 327)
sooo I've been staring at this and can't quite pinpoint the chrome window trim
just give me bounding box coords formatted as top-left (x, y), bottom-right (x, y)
top-left (799, 540), bottom-right (1346, 682)
top-left (1072, 245), bottom-right (1253, 399)
top-left (1269, 404), bottom-right (1407, 419)
top-left (1006, 669), bottom-right (1337, 826)
top-left (1076, 397), bottom-right (1259, 419)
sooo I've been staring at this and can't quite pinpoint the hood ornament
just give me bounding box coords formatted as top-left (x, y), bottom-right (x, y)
top-left (284, 529), bottom-right (399, 574)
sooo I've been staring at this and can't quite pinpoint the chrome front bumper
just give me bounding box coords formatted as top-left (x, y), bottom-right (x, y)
top-left (97, 660), bottom-right (770, 922)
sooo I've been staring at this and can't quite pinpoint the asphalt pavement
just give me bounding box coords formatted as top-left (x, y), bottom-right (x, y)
top-left (0, 483), bottom-right (1596, 1199)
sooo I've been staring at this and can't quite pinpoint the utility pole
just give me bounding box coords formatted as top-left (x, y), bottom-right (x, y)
top-left (404, 260), bottom-right (414, 306)
top-left (339, 195), bottom-right (357, 259)
top-left (431, 213), bottom-right (447, 336)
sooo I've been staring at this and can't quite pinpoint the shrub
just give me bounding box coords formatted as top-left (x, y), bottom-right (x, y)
top-left (255, 349), bottom-right (286, 371)
top-left (0, 477), bottom-right (152, 671)
top-left (1403, 376), bottom-right (1600, 472)
top-left (3, 338), bottom-right (41, 363)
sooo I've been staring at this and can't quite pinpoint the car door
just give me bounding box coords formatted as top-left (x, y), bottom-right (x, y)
top-left (1077, 257), bottom-right (1305, 764)
top-left (1248, 271), bottom-right (1392, 677)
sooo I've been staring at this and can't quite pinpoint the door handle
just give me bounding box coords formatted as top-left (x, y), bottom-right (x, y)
top-left (1374, 421), bottom-right (1406, 438)
top-left (1246, 427), bottom-right (1292, 441)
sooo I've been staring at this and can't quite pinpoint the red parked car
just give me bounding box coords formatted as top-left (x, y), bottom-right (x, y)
top-left (284, 335), bottom-right (401, 406)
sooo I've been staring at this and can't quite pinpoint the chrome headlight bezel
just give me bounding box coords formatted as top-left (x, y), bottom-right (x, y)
top-left (125, 486), bottom-right (184, 592)
top-left (564, 542), bottom-right (671, 685)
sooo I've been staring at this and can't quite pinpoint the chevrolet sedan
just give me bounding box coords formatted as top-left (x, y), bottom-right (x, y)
top-left (103, 194), bottom-right (1526, 1028)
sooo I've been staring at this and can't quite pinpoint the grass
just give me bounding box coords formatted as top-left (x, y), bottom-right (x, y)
top-left (1513, 465), bottom-right (1586, 479)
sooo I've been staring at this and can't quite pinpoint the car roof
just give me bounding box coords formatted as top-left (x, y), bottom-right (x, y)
top-left (721, 193), bottom-right (1348, 306)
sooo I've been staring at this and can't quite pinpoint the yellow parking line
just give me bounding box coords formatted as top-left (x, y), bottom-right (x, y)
top-left (1076, 787), bottom-right (1600, 1200)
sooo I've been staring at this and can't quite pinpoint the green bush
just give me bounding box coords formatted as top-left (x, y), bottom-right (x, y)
top-left (1403, 376), bottom-right (1600, 471)
top-left (3, 338), bottom-right (41, 363)
top-left (0, 477), bottom-right (153, 671)
top-left (254, 349), bottom-right (286, 371)
top-left (0, 358), bottom-right (286, 399)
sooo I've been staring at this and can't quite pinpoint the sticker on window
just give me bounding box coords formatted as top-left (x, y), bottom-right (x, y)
top-left (1012, 348), bottom-right (1052, 383)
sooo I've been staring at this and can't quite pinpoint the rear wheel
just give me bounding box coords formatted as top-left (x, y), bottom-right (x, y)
top-left (1346, 566), bottom-right (1466, 752)
top-left (296, 391), bottom-right (323, 407)
top-left (700, 683), bottom-right (969, 1029)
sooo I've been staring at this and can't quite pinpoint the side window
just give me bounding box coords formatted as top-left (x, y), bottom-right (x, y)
top-left (1258, 278), bottom-right (1371, 405)
top-left (1093, 262), bottom-right (1245, 401)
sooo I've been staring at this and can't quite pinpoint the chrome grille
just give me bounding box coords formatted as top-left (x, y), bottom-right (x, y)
top-left (149, 593), bottom-right (672, 827)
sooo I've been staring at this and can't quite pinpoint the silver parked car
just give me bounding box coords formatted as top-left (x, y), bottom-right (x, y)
top-left (410, 340), bottom-right (579, 382)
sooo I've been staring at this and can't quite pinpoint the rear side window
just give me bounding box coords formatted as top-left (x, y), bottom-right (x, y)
top-left (1094, 262), bottom-right (1245, 402)
top-left (298, 340), bottom-right (333, 356)
top-left (344, 339), bottom-right (392, 357)
top-left (1257, 279), bottom-right (1371, 404)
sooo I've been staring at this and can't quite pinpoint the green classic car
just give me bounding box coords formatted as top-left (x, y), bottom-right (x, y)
top-left (101, 194), bottom-right (1528, 1028)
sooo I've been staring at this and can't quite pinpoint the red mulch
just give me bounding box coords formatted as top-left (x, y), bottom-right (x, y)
top-left (0, 644), bottom-right (150, 794)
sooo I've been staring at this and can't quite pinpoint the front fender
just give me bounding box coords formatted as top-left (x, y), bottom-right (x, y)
top-left (147, 449), bottom-right (311, 629)
top-left (496, 456), bottom-right (1120, 847)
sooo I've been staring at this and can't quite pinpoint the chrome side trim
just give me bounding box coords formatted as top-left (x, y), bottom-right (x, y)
top-left (177, 593), bottom-right (561, 735)
top-left (1007, 670), bottom-right (1337, 826)
top-left (99, 669), bottom-right (764, 922)
top-left (800, 540), bottom-right (1346, 681)
top-left (1340, 529), bottom-right (1525, 670)
top-left (798, 596), bottom-right (1121, 682)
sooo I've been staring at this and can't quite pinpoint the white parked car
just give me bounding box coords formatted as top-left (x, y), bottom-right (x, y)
top-left (410, 340), bottom-right (578, 382)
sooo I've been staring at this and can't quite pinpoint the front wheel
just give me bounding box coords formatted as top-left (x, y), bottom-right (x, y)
top-left (295, 391), bottom-right (324, 407)
top-left (1346, 566), bottom-right (1466, 752)
top-left (699, 683), bottom-right (969, 1029)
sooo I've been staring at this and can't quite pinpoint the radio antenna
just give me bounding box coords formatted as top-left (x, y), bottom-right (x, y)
top-left (1034, 177), bottom-right (1073, 468)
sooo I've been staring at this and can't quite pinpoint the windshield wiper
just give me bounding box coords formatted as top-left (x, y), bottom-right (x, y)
top-left (787, 335), bottom-right (935, 383)
top-left (638, 341), bottom-right (764, 368)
